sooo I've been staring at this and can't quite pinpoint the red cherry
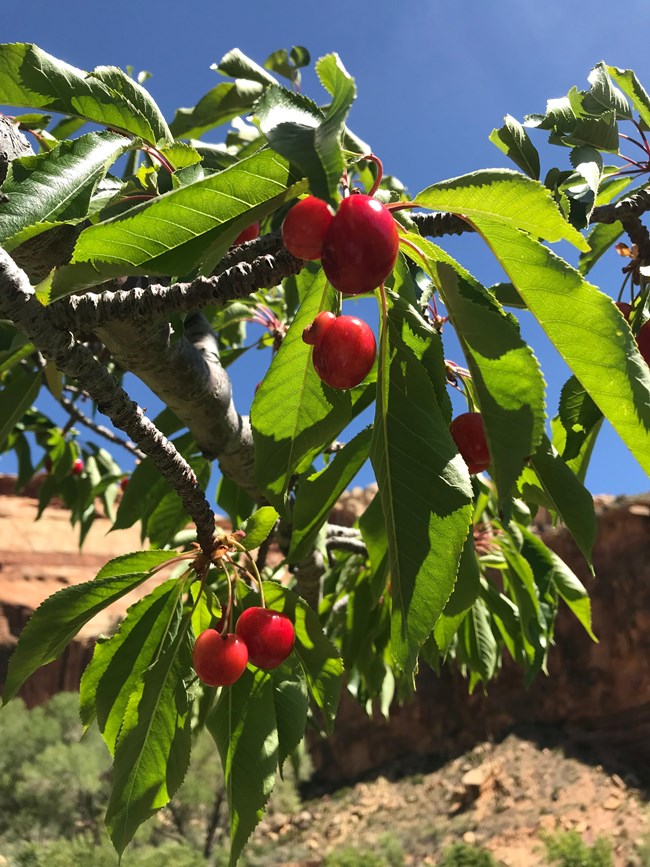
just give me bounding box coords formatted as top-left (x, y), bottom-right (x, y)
top-left (637, 320), bottom-right (650, 365)
top-left (310, 315), bottom-right (376, 390)
top-left (120, 477), bottom-right (129, 491)
top-left (282, 196), bottom-right (334, 260)
top-left (450, 412), bottom-right (491, 474)
top-left (616, 301), bottom-right (632, 321)
top-left (232, 222), bottom-right (260, 246)
top-left (235, 607), bottom-right (295, 670)
top-left (71, 458), bottom-right (84, 476)
top-left (192, 629), bottom-right (248, 687)
top-left (302, 311), bottom-right (336, 346)
top-left (321, 194), bottom-right (400, 295)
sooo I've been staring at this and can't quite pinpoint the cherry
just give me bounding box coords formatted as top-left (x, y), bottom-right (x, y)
top-left (71, 458), bottom-right (84, 476)
top-left (282, 196), bottom-right (334, 260)
top-left (450, 412), bottom-right (491, 474)
top-left (235, 607), bottom-right (295, 670)
top-left (120, 477), bottom-right (129, 491)
top-left (321, 194), bottom-right (400, 295)
top-left (192, 629), bottom-right (248, 687)
top-left (616, 301), bottom-right (632, 321)
top-left (302, 311), bottom-right (336, 346)
top-left (303, 314), bottom-right (376, 390)
top-left (637, 320), bottom-right (650, 365)
top-left (232, 222), bottom-right (260, 246)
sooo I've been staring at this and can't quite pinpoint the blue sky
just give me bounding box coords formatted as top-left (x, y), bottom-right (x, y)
top-left (2, 1), bottom-right (649, 496)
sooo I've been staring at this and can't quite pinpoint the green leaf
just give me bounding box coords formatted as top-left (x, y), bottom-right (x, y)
top-left (468, 598), bottom-right (499, 683)
top-left (251, 269), bottom-right (352, 510)
top-left (3, 570), bottom-right (155, 703)
top-left (0, 132), bottom-right (133, 250)
top-left (215, 48), bottom-right (278, 86)
top-left (434, 534), bottom-right (481, 653)
top-left (578, 221), bottom-right (623, 275)
top-left (262, 582), bottom-right (343, 733)
top-left (0, 367), bottom-right (40, 450)
top-left (403, 238), bottom-right (545, 509)
top-left (289, 426), bottom-right (372, 563)
top-left (415, 168), bottom-right (589, 252)
top-left (371, 300), bottom-right (474, 675)
top-left (145, 455), bottom-right (210, 547)
top-left (256, 53), bottom-right (355, 204)
top-left (264, 46), bottom-right (311, 83)
top-left (551, 413), bottom-right (603, 484)
top-left (112, 456), bottom-right (171, 532)
top-left (95, 549), bottom-right (181, 579)
top-left (557, 375), bottom-right (602, 461)
top-left (207, 668), bottom-right (278, 867)
top-left (607, 65), bottom-right (650, 128)
top-left (106, 615), bottom-right (193, 855)
top-left (0, 44), bottom-right (171, 145)
top-left (471, 217), bottom-right (650, 477)
top-left (240, 505), bottom-right (279, 551)
top-left (519, 526), bottom-right (595, 641)
top-left (217, 475), bottom-right (254, 528)
top-left (358, 492), bottom-right (389, 605)
top-left (52, 149), bottom-right (303, 295)
top-left (564, 110), bottom-right (619, 152)
top-left (489, 115), bottom-right (540, 178)
top-left (170, 80), bottom-right (265, 140)
top-left (524, 434), bottom-right (597, 567)
top-left (387, 274), bottom-right (452, 421)
top-left (577, 63), bottom-right (632, 120)
top-left (88, 65), bottom-right (173, 144)
top-left (271, 667), bottom-right (309, 773)
top-left (79, 578), bottom-right (183, 749)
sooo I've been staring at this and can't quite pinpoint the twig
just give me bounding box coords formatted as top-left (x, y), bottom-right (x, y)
top-left (59, 394), bottom-right (146, 459)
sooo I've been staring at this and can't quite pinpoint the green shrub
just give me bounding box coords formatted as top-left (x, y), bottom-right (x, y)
top-left (439, 842), bottom-right (497, 867)
top-left (542, 830), bottom-right (613, 867)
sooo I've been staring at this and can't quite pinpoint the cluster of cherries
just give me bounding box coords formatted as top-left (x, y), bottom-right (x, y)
top-left (282, 192), bottom-right (399, 390)
top-left (192, 606), bottom-right (295, 687)
top-left (280, 191), bottom-right (494, 474)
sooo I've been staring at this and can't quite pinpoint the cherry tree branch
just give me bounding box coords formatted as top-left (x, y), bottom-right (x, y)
top-left (411, 212), bottom-right (475, 238)
top-left (0, 247), bottom-right (218, 557)
top-left (48, 249), bottom-right (304, 333)
top-left (590, 189), bottom-right (650, 259)
top-left (59, 393), bottom-right (146, 460)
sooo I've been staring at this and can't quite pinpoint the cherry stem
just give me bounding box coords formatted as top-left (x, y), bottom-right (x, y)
top-left (148, 550), bottom-right (197, 577)
top-left (617, 153), bottom-right (645, 168)
top-left (230, 540), bottom-right (266, 608)
top-left (398, 234), bottom-right (429, 262)
top-left (632, 119), bottom-right (650, 157)
top-left (384, 201), bottom-right (423, 212)
top-left (364, 153), bottom-right (384, 197)
top-left (619, 132), bottom-right (649, 155)
top-left (142, 145), bottom-right (174, 174)
top-left (221, 558), bottom-right (235, 633)
top-left (617, 270), bottom-right (632, 303)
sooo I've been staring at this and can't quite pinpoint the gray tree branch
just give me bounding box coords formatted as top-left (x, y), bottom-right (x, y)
top-left (0, 247), bottom-right (218, 557)
top-left (48, 250), bottom-right (304, 333)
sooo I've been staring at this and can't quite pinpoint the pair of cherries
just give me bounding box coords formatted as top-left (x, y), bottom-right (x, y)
top-left (192, 606), bottom-right (295, 687)
top-left (283, 193), bottom-right (400, 390)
